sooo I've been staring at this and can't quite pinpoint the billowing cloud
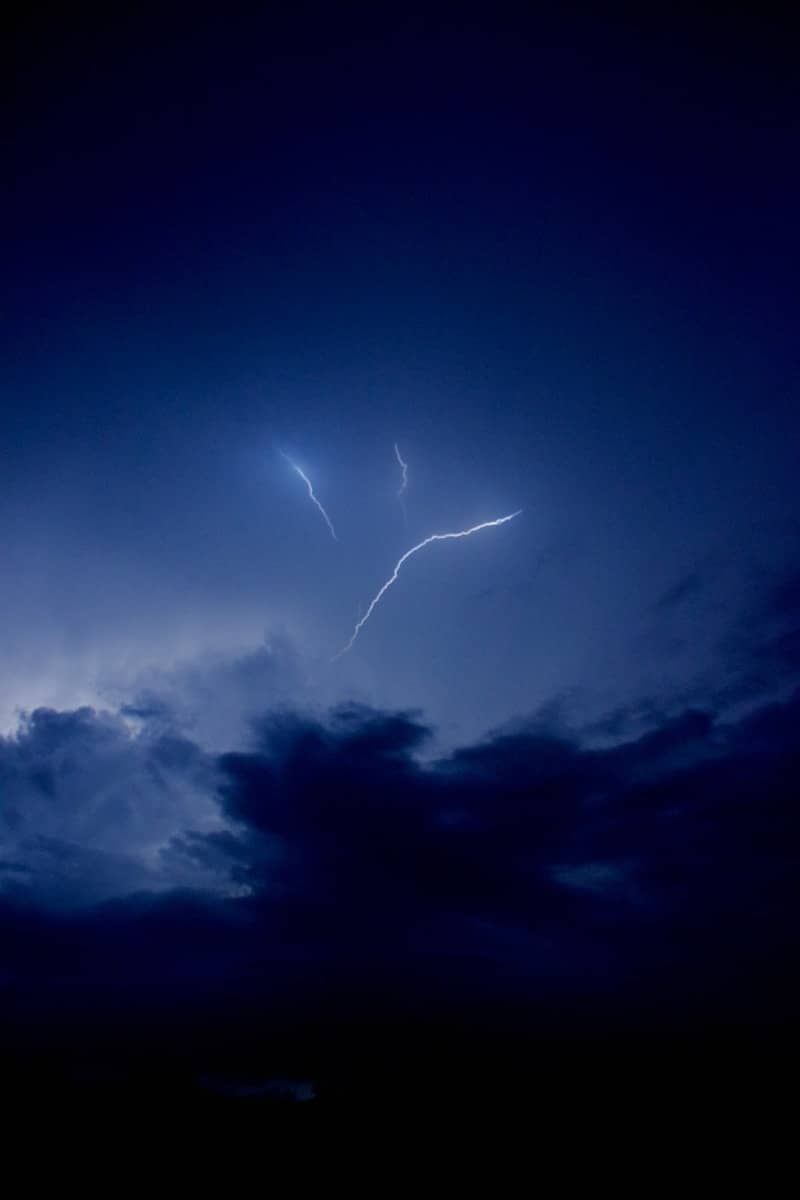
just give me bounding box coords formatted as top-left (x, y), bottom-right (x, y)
top-left (0, 705), bottom-right (222, 905)
top-left (2, 686), bottom-right (798, 1049)
top-left (2, 560), bottom-right (799, 1099)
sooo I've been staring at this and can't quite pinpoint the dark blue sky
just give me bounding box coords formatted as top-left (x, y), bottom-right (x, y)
top-left (2, 4), bottom-right (799, 1113)
top-left (5, 4), bottom-right (798, 736)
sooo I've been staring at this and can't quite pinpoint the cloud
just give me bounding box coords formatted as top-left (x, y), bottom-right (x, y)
top-left (711, 565), bottom-right (800, 709)
top-left (2, 562), bottom-right (800, 1101)
top-left (597, 558), bottom-right (800, 738)
top-left (0, 705), bottom-right (223, 906)
top-left (107, 633), bottom-right (316, 752)
top-left (1, 679), bottom-right (797, 1072)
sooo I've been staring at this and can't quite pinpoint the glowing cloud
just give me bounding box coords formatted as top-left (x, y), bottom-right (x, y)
top-left (281, 452), bottom-right (338, 542)
top-left (333, 510), bottom-right (522, 658)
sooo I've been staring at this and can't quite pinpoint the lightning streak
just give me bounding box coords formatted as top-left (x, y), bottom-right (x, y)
top-left (394, 443), bottom-right (408, 497)
top-left (281, 453), bottom-right (338, 541)
top-left (333, 509), bottom-right (522, 658)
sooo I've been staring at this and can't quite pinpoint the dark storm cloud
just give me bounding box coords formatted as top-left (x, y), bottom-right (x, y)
top-left (0, 705), bottom-right (222, 905)
top-left (1, 682), bottom-right (798, 1062)
top-left (710, 564), bottom-right (800, 709)
top-left (601, 555), bottom-right (800, 739)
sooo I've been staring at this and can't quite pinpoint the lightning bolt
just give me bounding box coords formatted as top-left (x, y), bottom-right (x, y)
top-left (394, 443), bottom-right (408, 497)
top-left (394, 443), bottom-right (409, 530)
top-left (281, 452), bottom-right (338, 542)
top-left (333, 509), bottom-right (522, 659)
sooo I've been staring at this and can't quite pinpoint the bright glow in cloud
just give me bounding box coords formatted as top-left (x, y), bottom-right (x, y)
top-left (333, 510), bottom-right (522, 658)
top-left (281, 452), bottom-right (338, 541)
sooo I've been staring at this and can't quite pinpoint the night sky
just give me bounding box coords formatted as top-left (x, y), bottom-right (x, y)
top-left (3, 3), bottom-right (799, 1146)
